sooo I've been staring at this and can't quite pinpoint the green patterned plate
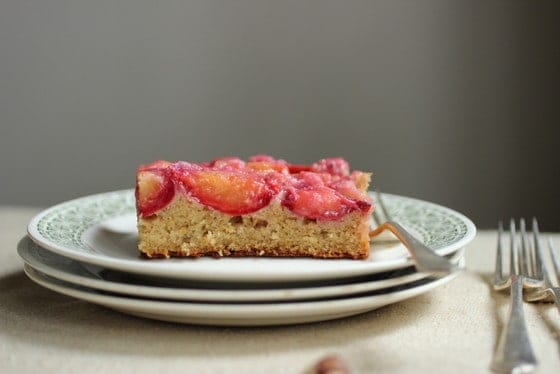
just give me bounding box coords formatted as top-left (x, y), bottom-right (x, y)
top-left (27, 190), bottom-right (475, 282)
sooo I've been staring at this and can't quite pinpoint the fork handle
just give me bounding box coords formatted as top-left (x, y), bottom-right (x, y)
top-left (491, 275), bottom-right (538, 373)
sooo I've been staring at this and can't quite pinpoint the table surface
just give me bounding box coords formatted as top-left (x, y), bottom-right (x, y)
top-left (1, 206), bottom-right (559, 374)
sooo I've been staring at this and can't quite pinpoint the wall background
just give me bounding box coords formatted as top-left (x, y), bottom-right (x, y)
top-left (1, 0), bottom-right (559, 229)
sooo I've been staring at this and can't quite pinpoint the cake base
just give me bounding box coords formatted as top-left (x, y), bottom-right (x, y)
top-left (138, 196), bottom-right (370, 259)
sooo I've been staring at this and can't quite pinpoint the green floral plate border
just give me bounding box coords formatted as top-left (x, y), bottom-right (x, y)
top-left (27, 190), bottom-right (476, 282)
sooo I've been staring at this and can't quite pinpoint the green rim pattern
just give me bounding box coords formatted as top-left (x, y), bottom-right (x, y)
top-left (34, 190), bottom-right (469, 252)
top-left (36, 190), bottom-right (135, 251)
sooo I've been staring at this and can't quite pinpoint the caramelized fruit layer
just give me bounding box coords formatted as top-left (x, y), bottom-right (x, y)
top-left (136, 155), bottom-right (372, 221)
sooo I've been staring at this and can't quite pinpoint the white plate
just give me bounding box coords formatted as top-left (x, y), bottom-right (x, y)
top-left (18, 237), bottom-right (464, 302)
top-left (27, 190), bottom-right (476, 282)
top-left (23, 264), bottom-right (462, 326)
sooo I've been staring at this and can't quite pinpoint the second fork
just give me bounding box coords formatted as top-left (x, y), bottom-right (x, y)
top-left (491, 219), bottom-right (538, 373)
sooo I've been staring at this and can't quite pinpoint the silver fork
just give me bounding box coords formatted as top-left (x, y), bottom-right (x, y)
top-left (491, 219), bottom-right (538, 374)
top-left (370, 191), bottom-right (458, 275)
top-left (523, 219), bottom-right (560, 313)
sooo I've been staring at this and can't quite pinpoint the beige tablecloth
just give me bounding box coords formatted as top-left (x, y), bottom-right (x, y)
top-left (1, 207), bottom-right (559, 373)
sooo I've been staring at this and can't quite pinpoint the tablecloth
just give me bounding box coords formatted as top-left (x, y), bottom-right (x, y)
top-left (1, 207), bottom-right (559, 373)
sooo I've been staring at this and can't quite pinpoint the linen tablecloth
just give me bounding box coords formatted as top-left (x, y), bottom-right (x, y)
top-left (1, 207), bottom-right (559, 373)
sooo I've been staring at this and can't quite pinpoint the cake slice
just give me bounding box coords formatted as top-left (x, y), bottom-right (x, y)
top-left (136, 155), bottom-right (373, 259)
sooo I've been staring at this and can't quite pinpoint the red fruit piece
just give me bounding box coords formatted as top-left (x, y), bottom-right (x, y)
top-left (208, 157), bottom-right (246, 170)
top-left (138, 160), bottom-right (172, 171)
top-left (330, 179), bottom-right (370, 201)
top-left (311, 158), bottom-right (350, 176)
top-left (287, 164), bottom-right (312, 174)
top-left (282, 186), bottom-right (364, 221)
top-left (171, 161), bottom-right (202, 176)
top-left (246, 161), bottom-right (289, 174)
top-left (136, 169), bottom-right (175, 217)
top-left (182, 170), bottom-right (274, 215)
top-left (264, 172), bottom-right (293, 194)
top-left (294, 171), bottom-right (335, 188)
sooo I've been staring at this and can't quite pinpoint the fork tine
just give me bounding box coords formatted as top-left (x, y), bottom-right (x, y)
top-left (371, 190), bottom-right (383, 226)
top-left (510, 219), bottom-right (519, 275)
top-left (371, 207), bottom-right (382, 227)
top-left (376, 190), bottom-right (393, 222)
top-left (494, 221), bottom-right (505, 287)
top-left (531, 218), bottom-right (544, 281)
top-left (520, 218), bottom-right (530, 277)
top-left (548, 237), bottom-right (560, 284)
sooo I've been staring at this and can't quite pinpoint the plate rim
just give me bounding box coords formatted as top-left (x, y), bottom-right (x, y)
top-left (19, 236), bottom-right (457, 302)
top-left (27, 189), bottom-right (476, 282)
top-left (23, 263), bottom-right (461, 326)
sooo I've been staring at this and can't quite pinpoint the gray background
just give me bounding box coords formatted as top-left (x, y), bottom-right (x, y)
top-left (1, 0), bottom-right (559, 229)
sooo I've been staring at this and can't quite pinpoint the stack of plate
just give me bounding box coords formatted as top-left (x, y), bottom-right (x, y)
top-left (20, 190), bottom-right (476, 326)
